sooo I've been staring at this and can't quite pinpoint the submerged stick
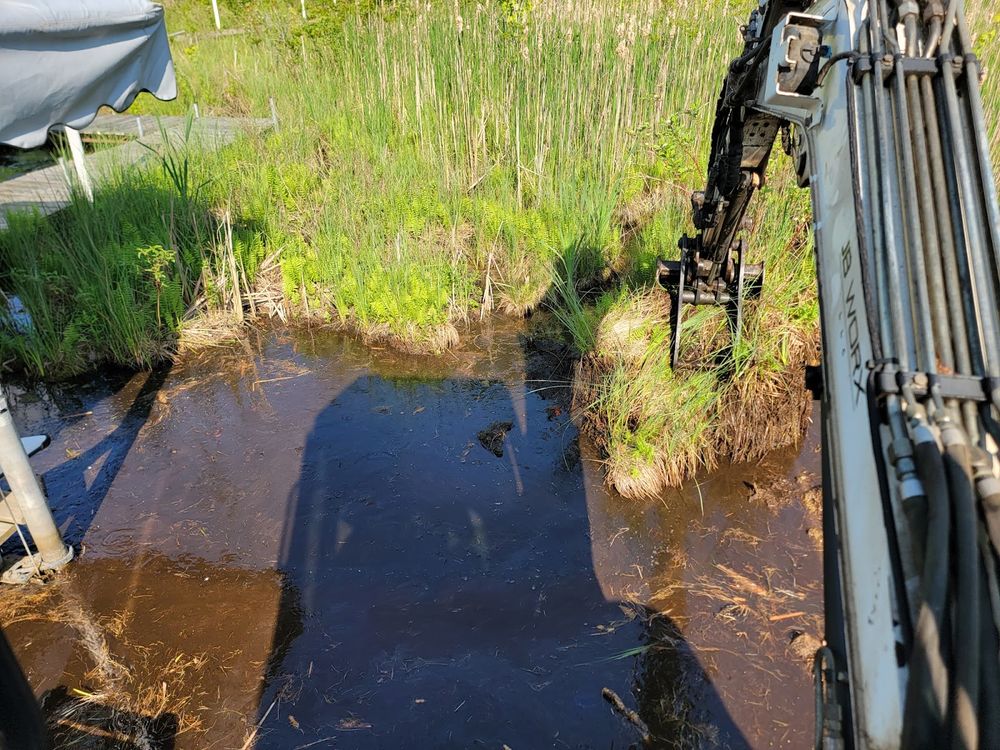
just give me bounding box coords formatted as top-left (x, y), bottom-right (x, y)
top-left (601, 687), bottom-right (651, 746)
top-left (769, 610), bottom-right (808, 623)
top-left (239, 700), bottom-right (276, 750)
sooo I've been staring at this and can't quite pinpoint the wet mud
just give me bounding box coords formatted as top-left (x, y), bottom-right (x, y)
top-left (2, 319), bottom-right (822, 749)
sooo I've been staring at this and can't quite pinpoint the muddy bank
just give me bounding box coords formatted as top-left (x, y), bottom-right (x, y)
top-left (2, 319), bottom-right (822, 748)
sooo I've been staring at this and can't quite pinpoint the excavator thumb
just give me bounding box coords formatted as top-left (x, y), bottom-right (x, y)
top-left (657, 231), bottom-right (764, 369)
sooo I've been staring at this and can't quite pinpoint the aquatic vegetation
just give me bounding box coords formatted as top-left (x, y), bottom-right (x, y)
top-left (0, 162), bottom-right (260, 376)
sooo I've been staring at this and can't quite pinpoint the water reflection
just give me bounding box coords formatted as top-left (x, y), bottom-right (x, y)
top-left (255, 327), bottom-right (756, 748)
top-left (3, 365), bottom-right (171, 546)
top-left (3, 322), bottom-right (820, 749)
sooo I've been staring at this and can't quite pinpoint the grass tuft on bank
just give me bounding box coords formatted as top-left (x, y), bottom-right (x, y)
top-left (571, 162), bottom-right (816, 496)
top-left (0, 137), bottom-right (266, 377)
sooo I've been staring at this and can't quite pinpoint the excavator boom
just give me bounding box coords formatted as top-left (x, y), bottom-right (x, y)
top-left (660, 1), bottom-right (1000, 746)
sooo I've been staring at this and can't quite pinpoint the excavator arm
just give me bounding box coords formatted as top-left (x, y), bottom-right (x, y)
top-left (660, 1), bottom-right (1000, 747)
top-left (657, 0), bottom-right (811, 367)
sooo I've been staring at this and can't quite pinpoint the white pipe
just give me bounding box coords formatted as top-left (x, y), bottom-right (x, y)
top-left (64, 127), bottom-right (94, 203)
top-left (211, 0), bottom-right (221, 30)
top-left (0, 388), bottom-right (70, 567)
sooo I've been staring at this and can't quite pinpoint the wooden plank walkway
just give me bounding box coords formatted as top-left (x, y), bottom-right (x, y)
top-left (0, 114), bottom-right (272, 230)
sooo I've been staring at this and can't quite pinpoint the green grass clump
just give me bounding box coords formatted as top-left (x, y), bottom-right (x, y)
top-left (144, 0), bottom-right (747, 355)
top-left (0, 173), bottom-right (195, 376)
top-left (0, 130), bottom-right (261, 377)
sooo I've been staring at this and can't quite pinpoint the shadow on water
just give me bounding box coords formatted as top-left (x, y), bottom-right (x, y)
top-left (2, 364), bottom-right (172, 550)
top-left (252, 332), bottom-right (749, 749)
top-left (0, 321), bottom-right (817, 749)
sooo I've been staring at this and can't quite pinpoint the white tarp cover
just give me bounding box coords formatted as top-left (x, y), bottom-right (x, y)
top-left (0, 0), bottom-right (176, 148)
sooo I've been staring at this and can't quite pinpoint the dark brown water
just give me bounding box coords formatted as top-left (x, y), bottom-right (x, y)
top-left (3, 321), bottom-right (822, 749)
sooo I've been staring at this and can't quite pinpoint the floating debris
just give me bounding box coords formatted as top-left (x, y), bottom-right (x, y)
top-left (477, 420), bottom-right (513, 457)
top-left (3, 293), bottom-right (32, 333)
top-left (602, 687), bottom-right (651, 746)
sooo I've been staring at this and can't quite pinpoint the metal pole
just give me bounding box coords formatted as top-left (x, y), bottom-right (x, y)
top-left (211, 0), bottom-right (221, 31)
top-left (0, 388), bottom-right (71, 567)
top-left (64, 127), bottom-right (94, 203)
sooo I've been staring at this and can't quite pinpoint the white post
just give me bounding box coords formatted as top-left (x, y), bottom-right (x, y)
top-left (269, 97), bottom-right (279, 129)
top-left (193, 102), bottom-right (201, 119)
top-left (136, 116), bottom-right (145, 138)
top-left (211, 0), bottom-right (221, 30)
top-left (64, 127), bottom-right (94, 203)
top-left (0, 387), bottom-right (71, 568)
top-left (56, 156), bottom-right (71, 188)
top-left (300, 0), bottom-right (307, 20)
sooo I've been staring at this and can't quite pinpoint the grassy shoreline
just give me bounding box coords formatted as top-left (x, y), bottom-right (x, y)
top-left (2, 0), bottom-right (997, 496)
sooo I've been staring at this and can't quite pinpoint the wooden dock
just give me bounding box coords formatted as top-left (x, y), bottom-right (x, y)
top-left (0, 114), bottom-right (272, 230)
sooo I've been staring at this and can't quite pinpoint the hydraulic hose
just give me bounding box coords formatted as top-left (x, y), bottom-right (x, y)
top-left (943, 429), bottom-right (981, 750)
top-left (978, 536), bottom-right (1000, 750)
top-left (869, 5), bottom-right (915, 369)
top-left (934, 73), bottom-right (989, 378)
top-left (902, 431), bottom-right (953, 747)
top-left (892, 62), bottom-right (938, 373)
top-left (918, 72), bottom-right (980, 437)
top-left (903, 486), bottom-right (928, 571)
top-left (858, 30), bottom-right (895, 351)
top-left (941, 62), bottom-right (1000, 375)
top-left (924, 17), bottom-right (944, 59)
top-left (905, 74), bottom-right (954, 373)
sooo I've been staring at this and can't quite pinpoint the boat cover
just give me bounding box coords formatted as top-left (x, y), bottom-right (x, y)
top-left (0, 0), bottom-right (176, 148)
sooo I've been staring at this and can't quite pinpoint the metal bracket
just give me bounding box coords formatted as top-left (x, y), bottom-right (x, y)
top-left (876, 52), bottom-right (983, 87)
top-left (885, 56), bottom-right (939, 84)
top-left (851, 54), bottom-right (896, 85)
top-left (851, 55), bottom-right (873, 83)
top-left (763, 12), bottom-right (827, 113)
top-left (872, 365), bottom-right (997, 405)
top-left (954, 52), bottom-right (985, 83)
top-left (670, 251), bottom-right (686, 372)
top-left (1, 546), bottom-right (74, 585)
top-left (658, 248), bottom-right (687, 371)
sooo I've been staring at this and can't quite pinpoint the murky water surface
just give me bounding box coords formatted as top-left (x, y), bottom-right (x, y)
top-left (3, 321), bottom-right (822, 749)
